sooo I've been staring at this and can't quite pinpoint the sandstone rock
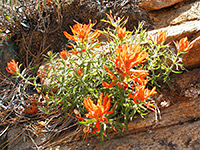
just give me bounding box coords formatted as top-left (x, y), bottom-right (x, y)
top-left (173, 68), bottom-right (200, 90)
top-left (148, 0), bottom-right (200, 29)
top-left (183, 35), bottom-right (200, 69)
top-left (170, 1), bottom-right (200, 25)
top-left (63, 96), bottom-right (200, 150)
top-left (148, 20), bottom-right (200, 42)
top-left (148, 20), bottom-right (200, 69)
top-left (141, 1), bottom-right (200, 69)
top-left (138, 0), bottom-right (186, 11)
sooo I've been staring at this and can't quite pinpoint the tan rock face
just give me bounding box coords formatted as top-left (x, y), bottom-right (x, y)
top-left (170, 1), bottom-right (200, 25)
top-left (138, 0), bottom-right (186, 11)
top-left (148, 20), bottom-right (200, 43)
top-left (148, 1), bottom-right (200, 29)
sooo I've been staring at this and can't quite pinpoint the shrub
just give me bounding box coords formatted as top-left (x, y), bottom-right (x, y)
top-left (6, 11), bottom-right (193, 144)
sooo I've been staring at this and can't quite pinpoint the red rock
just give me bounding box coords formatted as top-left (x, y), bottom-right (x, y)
top-left (148, 1), bottom-right (200, 29)
top-left (138, 0), bottom-right (186, 11)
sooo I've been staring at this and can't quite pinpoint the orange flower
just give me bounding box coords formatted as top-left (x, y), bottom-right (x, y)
top-left (113, 43), bottom-right (148, 79)
top-left (156, 30), bottom-right (167, 44)
top-left (115, 44), bottom-right (148, 75)
top-left (129, 78), bottom-right (157, 104)
top-left (145, 102), bottom-right (156, 112)
top-left (63, 20), bottom-right (101, 42)
top-left (78, 93), bottom-right (114, 134)
top-left (106, 10), bottom-right (114, 24)
top-left (118, 27), bottom-right (126, 40)
top-left (150, 30), bottom-right (167, 44)
top-left (77, 68), bottom-right (82, 76)
top-left (6, 59), bottom-right (18, 74)
top-left (60, 50), bottom-right (68, 60)
top-left (103, 44), bottom-right (148, 89)
top-left (176, 37), bottom-right (193, 52)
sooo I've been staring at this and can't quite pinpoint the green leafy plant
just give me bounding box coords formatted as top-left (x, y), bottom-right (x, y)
top-left (144, 31), bottom-right (193, 88)
top-left (6, 11), bottom-right (193, 144)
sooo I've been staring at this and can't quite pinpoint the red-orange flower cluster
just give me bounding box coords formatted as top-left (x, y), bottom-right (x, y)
top-left (118, 27), bottom-right (126, 40)
top-left (156, 30), bottom-right (167, 44)
top-left (77, 68), bottom-right (82, 76)
top-left (176, 37), bottom-right (193, 52)
top-left (150, 30), bottom-right (167, 44)
top-left (6, 59), bottom-right (18, 74)
top-left (102, 43), bottom-right (148, 88)
top-left (60, 50), bottom-right (68, 60)
top-left (77, 93), bottom-right (114, 134)
top-left (129, 78), bottom-right (157, 111)
top-left (63, 20), bottom-right (101, 42)
top-left (115, 44), bottom-right (148, 74)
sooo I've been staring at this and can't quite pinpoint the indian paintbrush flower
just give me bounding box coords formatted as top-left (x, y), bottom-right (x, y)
top-left (77, 93), bottom-right (114, 134)
top-left (102, 43), bottom-right (148, 89)
top-left (176, 37), bottom-right (193, 52)
top-left (72, 49), bottom-right (86, 55)
top-left (77, 68), bottom-right (82, 76)
top-left (130, 66), bottom-right (149, 81)
top-left (150, 30), bottom-right (167, 44)
top-left (114, 44), bottom-right (148, 75)
top-left (105, 10), bottom-right (121, 28)
top-left (118, 27), bottom-right (126, 40)
top-left (63, 20), bottom-right (101, 43)
top-left (60, 50), bottom-right (68, 60)
top-left (129, 78), bottom-right (157, 105)
top-left (102, 65), bottom-right (128, 88)
top-left (6, 59), bottom-right (19, 74)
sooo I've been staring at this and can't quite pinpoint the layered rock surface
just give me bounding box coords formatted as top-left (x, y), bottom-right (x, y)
top-left (138, 0), bottom-right (187, 10)
top-left (147, 0), bottom-right (200, 69)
